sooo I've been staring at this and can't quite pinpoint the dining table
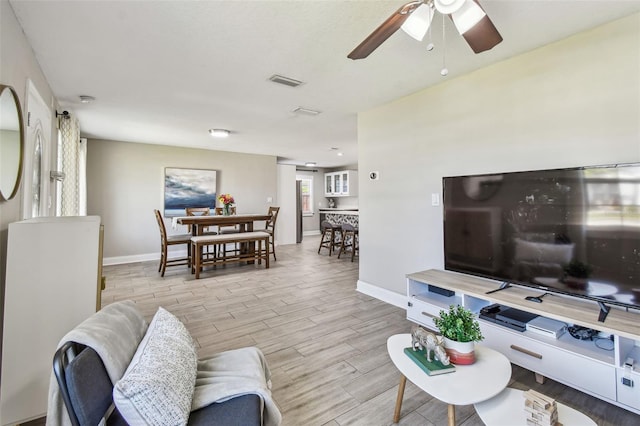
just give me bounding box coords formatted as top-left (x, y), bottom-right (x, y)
top-left (174, 213), bottom-right (272, 236)
top-left (174, 213), bottom-right (273, 270)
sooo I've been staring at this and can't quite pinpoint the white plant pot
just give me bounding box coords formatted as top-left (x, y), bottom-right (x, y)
top-left (443, 337), bottom-right (476, 365)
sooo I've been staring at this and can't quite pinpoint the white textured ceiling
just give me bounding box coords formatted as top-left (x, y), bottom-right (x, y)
top-left (9, 0), bottom-right (640, 168)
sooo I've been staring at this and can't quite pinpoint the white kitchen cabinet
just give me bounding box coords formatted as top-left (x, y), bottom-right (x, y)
top-left (0, 216), bottom-right (103, 425)
top-left (324, 170), bottom-right (358, 197)
top-left (407, 269), bottom-right (640, 415)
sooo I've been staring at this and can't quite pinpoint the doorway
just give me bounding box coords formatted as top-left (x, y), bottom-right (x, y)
top-left (21, 80), bottom-right (52, 219)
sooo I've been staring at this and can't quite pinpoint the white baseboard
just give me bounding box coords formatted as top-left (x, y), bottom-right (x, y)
top-left (104, 249), bottom-right (187, 266)
top-left (104, 253), bottom-right (158, 266)
top-left (356, 280), bottom-right (407, 310)
top-left (303, 230), bottom-right (320, 236)
top-left (103, 243), bottom-right (250, 266)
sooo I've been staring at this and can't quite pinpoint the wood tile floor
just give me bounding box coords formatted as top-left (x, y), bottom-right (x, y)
top-left (97, 236), bottom-right (638, 426)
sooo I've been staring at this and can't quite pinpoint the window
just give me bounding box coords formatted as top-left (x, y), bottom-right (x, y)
top-left (586, 167), bottom-right (640, 228)
top-left (297, 175), bottom-right (313, 216)
top-left (55, 128), bottom-right (63, 216)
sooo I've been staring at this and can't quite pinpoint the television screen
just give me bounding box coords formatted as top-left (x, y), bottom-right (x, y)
top-left (443, 163), bottom-right (640, 310)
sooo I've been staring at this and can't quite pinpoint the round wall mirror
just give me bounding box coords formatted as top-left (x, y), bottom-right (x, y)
top-left (0, 84), bottom-right (24, 201)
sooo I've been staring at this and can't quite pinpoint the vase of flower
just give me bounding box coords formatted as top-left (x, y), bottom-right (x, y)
top-left (218, 193), bottom-right (235, 216)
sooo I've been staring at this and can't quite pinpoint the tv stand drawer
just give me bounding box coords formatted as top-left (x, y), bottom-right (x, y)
top-left (407, 297), bottom-right (440, 331)
top-left (480, 321), bottom-right (616, 401)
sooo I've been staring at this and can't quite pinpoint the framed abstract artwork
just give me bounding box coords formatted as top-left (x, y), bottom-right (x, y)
top-left (164, 167), bottom-right (217, 217)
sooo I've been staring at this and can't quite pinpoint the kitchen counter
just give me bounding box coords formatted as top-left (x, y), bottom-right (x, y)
top-left (319, 208), bottom-right (359, 215)
top-left (319, 210), bottom-right (359, 231)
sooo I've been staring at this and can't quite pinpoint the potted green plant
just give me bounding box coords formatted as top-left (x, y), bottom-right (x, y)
top-left (433, 305), bottom-right (484, 365)
top-left (563, 260), bottom-right (593, 290)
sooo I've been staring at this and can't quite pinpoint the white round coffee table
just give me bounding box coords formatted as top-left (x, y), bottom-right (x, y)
top-left (474, 387), bottom-right (597, 426)
top-left (387, 333), bottom-right (511, 426)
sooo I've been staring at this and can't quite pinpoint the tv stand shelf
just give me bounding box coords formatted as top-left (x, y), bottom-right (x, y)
top-left (406, 269), bottom-right (640, 415)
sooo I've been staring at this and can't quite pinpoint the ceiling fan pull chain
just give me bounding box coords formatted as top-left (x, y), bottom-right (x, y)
top-left (441, 13), bottom-right (449, 76)
top-left (426, 3), bottom-right (435, 51)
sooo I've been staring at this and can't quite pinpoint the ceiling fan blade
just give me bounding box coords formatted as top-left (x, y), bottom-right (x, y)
top-left (348, 2), bottom-right (422, 60)
top-left (460, 2), bottom-right (502, 53)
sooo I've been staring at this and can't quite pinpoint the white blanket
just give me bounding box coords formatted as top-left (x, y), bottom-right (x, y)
top-left (192, 347), bottom-right (282, 426)
top-left (46, 300), bottom-right (148, 426)
top-left (46, 300), bottom-right (281, 426)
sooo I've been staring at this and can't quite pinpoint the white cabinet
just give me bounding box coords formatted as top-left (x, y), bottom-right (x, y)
top-left (616, 345), bottom-right (640, 411)
top-left (324, 170), bottom-right (358, 197)
top-left (407, 269), bottom-right (640, 415)
top-left (0, 216), bottom-right (103, 425)
top-left (480, 321), bottom-right (616, 401)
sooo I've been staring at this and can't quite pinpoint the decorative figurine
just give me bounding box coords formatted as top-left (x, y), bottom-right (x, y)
top-left (411, 325), bottom-right (450, 365)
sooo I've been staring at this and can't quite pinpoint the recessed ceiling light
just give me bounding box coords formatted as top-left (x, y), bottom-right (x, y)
top-left (209, 129), bottom-right (230, 138)
top-left (305, 162), bottom-right (316, 167)
top-left (337, 152), bottom-right (343, 156)
top-left (79, 95), bottom-right (95, 103)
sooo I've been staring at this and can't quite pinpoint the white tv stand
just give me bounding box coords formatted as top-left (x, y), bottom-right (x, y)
top-left (406, 269), bottom-right (640, 415)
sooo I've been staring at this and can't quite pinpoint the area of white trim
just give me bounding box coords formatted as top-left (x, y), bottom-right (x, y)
top-left (104, 241), bottom-right (266, 266)
top-left (303, 230), bottom-right (320, 236)
top-left (104, 252), bottom-right (159, 266)
top-left (104, 249), bottom-right (188, 266)
top-left (356, 279), bottom-right (407, 310)
top-left (22, 79), bottom-right (52, 218)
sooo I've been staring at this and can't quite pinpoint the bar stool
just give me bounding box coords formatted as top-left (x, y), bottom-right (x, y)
top-left (318, 221), bottom-right (342, 255)
top-left (338, 223), bottom-right (359, 262)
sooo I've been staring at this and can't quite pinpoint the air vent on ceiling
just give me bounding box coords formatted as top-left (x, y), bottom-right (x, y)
top-left (269, 74), bottom-right (304, 87)
top-left (292, 106), bottom-right (321, 116)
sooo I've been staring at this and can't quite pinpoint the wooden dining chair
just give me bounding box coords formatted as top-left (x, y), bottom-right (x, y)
top-left (337, 223), bottom-right (359, 262)
top-left (214, 206), bottom-right (239, 258)
top-left (154, 210), bottom-right (191, 276)
top-left (185, 207), bottom-right (218, 261)
top-left (214, 206), bottom-right (237, 215)
top-left (185, 206), bottom-right (214, 234)
top-left (260, 206), bottom-right (280, 261)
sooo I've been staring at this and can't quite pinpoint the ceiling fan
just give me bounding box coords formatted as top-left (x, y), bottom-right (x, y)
top-left (348, 0), bottom-right (502, 60)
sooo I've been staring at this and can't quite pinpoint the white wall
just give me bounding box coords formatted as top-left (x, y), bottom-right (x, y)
top-left (277, 164), bottom-right (297, 245)
top-left (0, 0), bottom-right (57, 392)
top-left (87, 138), bottom-right (277, 262)
top-left (358, 14), bottom-right (640, 301)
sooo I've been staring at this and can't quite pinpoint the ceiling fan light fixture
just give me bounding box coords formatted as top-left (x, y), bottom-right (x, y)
top-left (434, 0), bottom-right (466, 15)
top-left (209, 128), bottom-right (230, 138)
top-left (452, 0), bottom-right (486, 34)
top-left (400, 3), bottom-right (433, 41)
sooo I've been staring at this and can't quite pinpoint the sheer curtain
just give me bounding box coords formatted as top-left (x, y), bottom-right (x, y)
top-left (58, 114), bottom-right (86, 215)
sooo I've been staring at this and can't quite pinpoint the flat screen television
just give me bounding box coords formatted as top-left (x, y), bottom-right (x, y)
top-left (443, 163), bottom-right (640, 314)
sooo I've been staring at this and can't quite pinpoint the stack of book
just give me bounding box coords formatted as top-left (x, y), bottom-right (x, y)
top-left (523, 389), bottom-right (561, 426)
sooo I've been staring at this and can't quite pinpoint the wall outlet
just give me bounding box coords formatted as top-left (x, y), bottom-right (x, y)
top-left (267, 197), bottom-right (273, 202)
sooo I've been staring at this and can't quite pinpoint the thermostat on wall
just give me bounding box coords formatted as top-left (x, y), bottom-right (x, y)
top-left (369, 171), bottom-right (379, 180)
